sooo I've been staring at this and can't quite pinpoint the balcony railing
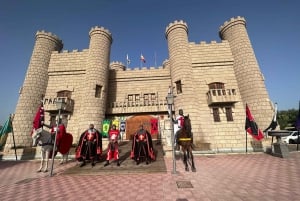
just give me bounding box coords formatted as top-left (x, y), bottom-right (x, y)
top-left (106, 99), bottom-right (169, 114)
top-left (43, 97), bottom-right (74, 113)
top-left (207, 89), bottom-right (238, 105)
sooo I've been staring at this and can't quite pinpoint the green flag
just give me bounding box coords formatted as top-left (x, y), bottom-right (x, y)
top-left (0, 116), bottom-right (13, 136)
top-left (102, 119), bottom-right (111, 137)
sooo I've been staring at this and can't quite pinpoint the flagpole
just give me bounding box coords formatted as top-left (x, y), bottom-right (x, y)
top-left (154, 51), bottom-right (157, 68)
top-left (10, 114), bottom-right (17, 161)
top-left (297, 100), bottom-right (300, 151)
top-left (246, 130), bottom-right (248, 153)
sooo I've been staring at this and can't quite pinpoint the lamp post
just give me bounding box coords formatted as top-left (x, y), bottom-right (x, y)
top-left (166, 87), bottom-right (177, 174)
top-left (50, 98), bottom-right (66, 177)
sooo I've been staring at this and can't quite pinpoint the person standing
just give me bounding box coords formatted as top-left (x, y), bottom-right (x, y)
top-left (104, 124), bottom-right (120, 166)
top-left (130, 124), bottom-right (155, 165)
top-left (75, 124), bottom-right (102, 167)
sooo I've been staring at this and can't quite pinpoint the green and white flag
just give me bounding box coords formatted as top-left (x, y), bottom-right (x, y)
top-left (0, 116), bottom-right (13, 136)
top-left (102, 119), bottom-right (111, 137)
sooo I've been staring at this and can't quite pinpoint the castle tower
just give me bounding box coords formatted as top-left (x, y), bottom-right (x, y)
top-left (6, 31), bottom-right (63, 152)
top-left (219, 16), bottom-right (273, 128)
top-left (165, 21), bottom-right (198, 117)
top-left (80, 26), bottom-right (112, 131)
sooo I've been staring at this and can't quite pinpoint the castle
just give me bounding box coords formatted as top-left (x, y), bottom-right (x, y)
top-left (3, 16), bottom-right (274, 158)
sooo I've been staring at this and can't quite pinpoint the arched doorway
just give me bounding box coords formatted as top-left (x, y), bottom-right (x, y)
top-left (125, 115), bottom-right (158, 140)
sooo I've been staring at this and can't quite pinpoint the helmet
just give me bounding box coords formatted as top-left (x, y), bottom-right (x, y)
top-left (179, 109), bottom-right (183, 115)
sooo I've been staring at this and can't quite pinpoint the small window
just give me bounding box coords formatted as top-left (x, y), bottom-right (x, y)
top-left (151, 93), bottom-right (156, 100)
top-left (95, 85), bottom-right (102, 98)
top-left (213, 108), bottom-right (221, 122)
top-left (135, 94), bottom-right (140, 101)
top-left (175, 80), bottom-right (182, 94)
top-left (225, 107), bottom-right (234, 121)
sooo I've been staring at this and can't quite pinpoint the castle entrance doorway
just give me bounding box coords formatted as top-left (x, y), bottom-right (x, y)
top-left (125, 115), bottom-right (158, 140)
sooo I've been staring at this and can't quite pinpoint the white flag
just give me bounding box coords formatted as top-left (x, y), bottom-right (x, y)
top-left (126, 54), bottom-right (130, 64)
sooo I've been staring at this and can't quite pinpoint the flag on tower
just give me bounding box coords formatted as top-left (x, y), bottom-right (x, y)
top-left (126, 54), bottom-right (130, 65)
top-left (245, 104), bottom-right (264, 140)
top-left (140, 54), bottom-right (146, 63)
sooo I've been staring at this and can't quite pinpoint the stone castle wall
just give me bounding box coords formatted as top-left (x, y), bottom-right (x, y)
top-left (3, 16), bottom-right (275, 158)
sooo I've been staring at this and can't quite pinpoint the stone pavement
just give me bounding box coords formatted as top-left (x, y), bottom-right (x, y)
top-left (1, 144), bottom-right (300, 201)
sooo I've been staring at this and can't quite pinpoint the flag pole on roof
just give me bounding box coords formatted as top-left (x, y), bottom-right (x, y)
top-left (126, 54), bottom-right (130, 68)
top-left (140, 53), bottom-right (146, 68)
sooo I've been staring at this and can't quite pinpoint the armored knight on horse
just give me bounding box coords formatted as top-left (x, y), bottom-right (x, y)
top-left (31, 102), bottom-right (73, 172)
top-left (172, 109), bottom-right (196, 172)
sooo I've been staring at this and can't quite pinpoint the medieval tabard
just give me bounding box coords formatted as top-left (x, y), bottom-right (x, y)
top-left (130, 126), bottom-right (155, 164)
top-left (75, 127), bottom-right (102, 163)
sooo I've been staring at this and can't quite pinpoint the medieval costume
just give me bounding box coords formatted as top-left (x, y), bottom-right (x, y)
top-left (130, 125), bottom-right (155, 165)
top-left (104, 125), bottom-right (120, 166)
top-left (50, 124), bottom-right (73, 163)
top-left (75, 124), bottom-right (102, 167)
top-left (31, 102), bottom-right (44, 136)
top-left (173, 109), bottom-right (185, 149)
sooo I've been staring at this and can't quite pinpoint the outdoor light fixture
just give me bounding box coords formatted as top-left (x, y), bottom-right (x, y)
top-left (166, 86), bottom-right (177, 174)
top-left (50, 98), bottom-right (66, 177)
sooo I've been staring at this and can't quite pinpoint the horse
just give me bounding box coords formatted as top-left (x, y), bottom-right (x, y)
top-left (177, 115), bottom-right (196, 172)
top-left (32, 128), bottom-right (55, 172)
top-left (32, 128), bottom-right (73, 172)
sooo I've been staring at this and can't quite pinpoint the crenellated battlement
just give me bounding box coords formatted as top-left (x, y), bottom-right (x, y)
top-left (190, 40), bottom-right (226, 45)
top-left (165, 20), bottom-right (188, 38)
top-left (53, 49), bottom-right (89, 54)
top-left (35, 30), bottom-right (63, 48)
top-left (89, 26), bottom-right (112, 42)
top-left (110, 61), bottom-right (126, 71)
top-left (219, 16), bottom-right (246, 36)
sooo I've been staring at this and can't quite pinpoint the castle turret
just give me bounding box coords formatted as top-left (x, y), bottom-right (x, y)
top-left (5, 31), bottom-right (63, 153)
top-left (80, 26), bottom-right (112, 131)
top-left (219, 16), bottom-right (273, 128)
top-left (165, 20), bottom-right (198, 117)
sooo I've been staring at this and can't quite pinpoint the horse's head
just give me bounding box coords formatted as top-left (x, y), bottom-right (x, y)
top-left (32, 127), bottom-right (43, 147)
top-left (184, 115), bottom-right (192, 131)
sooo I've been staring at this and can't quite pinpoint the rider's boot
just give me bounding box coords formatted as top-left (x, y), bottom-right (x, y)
top-left (117, 159), bottom-right (120, 166)
top-left (104, 160), bottom-right (109, 167)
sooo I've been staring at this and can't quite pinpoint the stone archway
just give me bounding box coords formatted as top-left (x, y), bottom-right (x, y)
top-left (125, 115), bottom-right (157, 140)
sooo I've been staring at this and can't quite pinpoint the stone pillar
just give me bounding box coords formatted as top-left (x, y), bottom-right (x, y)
top-left (219, 16), bottom-right (273, 128)
top-left (5, 31), bottom-right (62, 154)
top-left (80, 26), bottom-right (112, 131)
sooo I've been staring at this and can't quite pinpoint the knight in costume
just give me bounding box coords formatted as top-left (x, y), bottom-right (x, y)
top-left (44, 119), bottom-right (73, 162)
top-left (173, 109), bottom-right (185, 149)
top-left (75, 124), bottom-right (102, 167)
top-left (104, 124), bottom-right (120, 166)
top-left (130, 124), bottom-right (155, 165)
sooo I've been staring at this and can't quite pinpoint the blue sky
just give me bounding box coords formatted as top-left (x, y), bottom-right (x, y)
top-left (1, 0), bottom-right (299, 125)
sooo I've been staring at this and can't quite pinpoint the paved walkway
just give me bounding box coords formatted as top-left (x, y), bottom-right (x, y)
top-left (1, 150), bottom-right (300, 201)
